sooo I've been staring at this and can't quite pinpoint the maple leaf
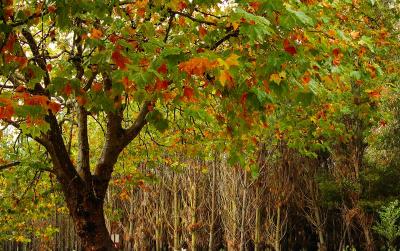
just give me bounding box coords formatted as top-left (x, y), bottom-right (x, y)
top-left (46, 64), bottom-right (52, 72)
top-left (122, 77), bottom-right (136, 92)
top-left (112, 49), bottom-right (131, 70)
top-left (332, 48), bottom-right (343, 65)
top-left (219, 70), bottom-right (233, 87)
top-left (182, 86), bottom-right (196, 102)
top-left (92, 82), bottom-right (103, 92)
top-left (155, 79), bottom-right (169, 91)
top-left (2, 34), bottom-right (16, 53)
top-left (47, 5), bottom-right (57, 13)
top-left (249, 2), bottom-right (261, 11)
top-left (25, 95), bottom-right (49, 106)
top-left (76, 96), bottom-right (87, 106)
top-left (178, 16), bottom-right (186, 26)
top-left (48, 102), bottom-right (61, 114)
top-left (199, 26), bottom-right (207, 38)
top-left (15, 86), bottom-right (26, 92)
top-left (91, 28), bottom-right (103, 39)
top-left (0, 98), bottom-right (14, 120)
top-left (157, 63), bottom-right (168, 74)
top-left (63, 82), bottom-right (73, 96)
top-left (177, 1), bottom-right (188, 11)
top-left (283, 39), bottom-right (297, 56)
top-left (219, 54), bottom-right (240, 69)
top-left (179, 58), bottom-right (218, 76)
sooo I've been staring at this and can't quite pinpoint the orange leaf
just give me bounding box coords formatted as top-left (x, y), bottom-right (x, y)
top-left (46, 64), bottom-right (52, 72)
top-left (0, 104), bottom-right (14, 120)
top-left (199, 25), bottom-right (207, 38)
top-left (178, 16), bottom-right (186, 26)
top-left (15, 86), bottom-right (26, 92)
top-left (91, 28), bottom-right (103, 39)
top-left (179, 58), bottom-right (218, 76)
top-left (47, 5), bottom-right (57, 13)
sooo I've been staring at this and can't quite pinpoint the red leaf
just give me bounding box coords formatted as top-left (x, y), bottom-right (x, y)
top-left (0, 105), bottom-right (14, 120)
top-left (92, 82), bottom-right (103, 92)
top-left (250, 1), bottom-right (261, 11)
top-left (108, 34), bottom-right (120, 44)
top-left (46, 64), bottom-right (52, 72)
top-left (112, 49), bottom-right (131, 70)
top-left (63, 82), bottom-right (73, 96)
top-left (2, 34), bottom-right (16, 53)
top-left (183, 86), bottom-right (196, 102)
top-left (283, 39), bottom-right (297, 55)
top-left (240, 92), bottom-right (248, 105)
top-left (76, 96), bottom-right (87, 106)
top-left (48, 102), bottom-right (61, 113)
top-left (157, 63), bottom-right (168, 74)
top-left (177, 1), bottom-right (188, 11)
top-left (155, 79), bottom-right (169, 91)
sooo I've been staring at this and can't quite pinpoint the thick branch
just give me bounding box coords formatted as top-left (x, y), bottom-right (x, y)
top-left (77, 106), bottom-right (91, 181)
top-left (0, 161), bottom-right (21, 171)
top-left (21, 28), bottom-right (50, 86)
top-left (170, 10), bottom-right (218, 26)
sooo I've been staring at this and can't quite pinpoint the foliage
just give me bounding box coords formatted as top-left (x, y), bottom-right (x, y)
top-left (373, 200), bottom-right (400, 250)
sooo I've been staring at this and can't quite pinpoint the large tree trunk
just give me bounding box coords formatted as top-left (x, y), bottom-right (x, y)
top-left (62, 180), bottom-right (115, 251)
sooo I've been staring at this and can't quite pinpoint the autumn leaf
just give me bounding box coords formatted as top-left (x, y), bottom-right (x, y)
top-left (182, 86), bottom-right (196, 102)
top-left (332, 48), bottom-right (343, 65)
top-left (92, 82), bottom-right (103, 92)
top-left (224, 54), bottom-right (240, 68)
top-left (178, 16), bottom-right (186, 26)
top-left (91, 28), bottom-right (103, 39)
top-left (0, 99), bottom-right (14, 120)
top-left (199, 25), bottom-right (207, 38)
top-left (63, 82), bottom-right (73, 96)
top-left (112, 49), bottom-right (131, 70)
top-left (48, 102), bottom-right (61, 114)
top-left (2, 34), bottom-right (16, 53)
top-left (47, 5), bottom-right (57, 13)
top-left (177, 1), bottom-right (188, 11)
top-left (283, 39), bottom-right (297, 56)
top-left (219, 70), bottom-right (233, 87)
top-left (179, 58), bottom-right (218, 76)
top-left (15, 86), bottom-right (26, 92)
top-left (157, 63), bottom-right (168, 74)
top-left (76, 96), bottom-right (87, 106)
top-left (155, 79), bottom-right (169, 91)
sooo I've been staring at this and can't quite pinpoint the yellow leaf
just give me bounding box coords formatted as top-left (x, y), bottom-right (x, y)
top-left (225, 54), bottom-right (240, 67)
top-left (219, 69), bottom-right (231, 86)
top-left (232, 22), bottom-right (240, 30)
top-left (269, 73), bottom-right (281, 84)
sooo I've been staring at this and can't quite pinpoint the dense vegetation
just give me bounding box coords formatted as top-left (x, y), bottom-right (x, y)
top-left (0, 0), bottom-right (399, 250)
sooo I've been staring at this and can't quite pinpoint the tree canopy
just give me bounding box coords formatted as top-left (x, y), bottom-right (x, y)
top-left (0, 0), bottom-right (399, 250)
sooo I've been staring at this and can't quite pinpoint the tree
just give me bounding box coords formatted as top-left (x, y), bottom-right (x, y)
top-left (0, 0), bottom-right (396, 250)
